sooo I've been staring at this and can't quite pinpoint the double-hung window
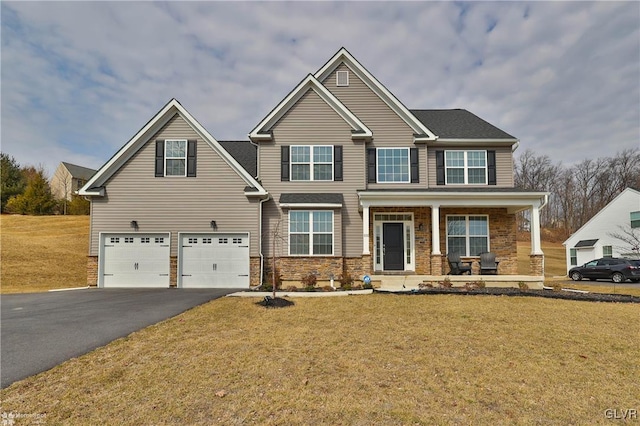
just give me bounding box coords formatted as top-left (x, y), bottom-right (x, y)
top-left (377, 148), bottom-right (409, 183)
top-left (445, 150), bottom-right (487, 184)
top-left (631, 211), bottom-right (640, 229)
top-left (290, 146), bottom-right (333, 181)
top-left (289, 211), bottom-right (333, 255)
top-left (165, 140), bottom-right (187, 177)
top-left (446, 215), bottom-right (489, 256)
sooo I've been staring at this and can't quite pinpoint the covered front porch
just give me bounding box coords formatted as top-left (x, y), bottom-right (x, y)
top-left (357, 188), bottom-right (549, 279)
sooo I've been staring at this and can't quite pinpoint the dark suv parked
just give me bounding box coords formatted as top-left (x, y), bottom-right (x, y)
top-left (569, 258), bottom-right (640, 283)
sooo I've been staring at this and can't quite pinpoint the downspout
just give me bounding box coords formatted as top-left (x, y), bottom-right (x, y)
top-left (258, 195), bottom-right (269, 288)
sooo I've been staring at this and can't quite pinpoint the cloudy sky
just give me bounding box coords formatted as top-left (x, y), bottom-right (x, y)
top-left (2, 1), bottom-right (638, 177)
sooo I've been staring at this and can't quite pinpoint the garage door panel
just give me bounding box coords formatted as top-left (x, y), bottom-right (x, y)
top-left (179, 233), bottom-right (249, 289)
top-left (101, 233), bottom-right (170, 288)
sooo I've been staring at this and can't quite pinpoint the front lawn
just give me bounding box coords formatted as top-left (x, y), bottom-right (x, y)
top-left (2, 295), bottom-right (637, 424)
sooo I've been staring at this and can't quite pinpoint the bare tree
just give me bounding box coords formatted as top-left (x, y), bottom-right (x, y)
top-left (608, 225), bottom-right (640, 259)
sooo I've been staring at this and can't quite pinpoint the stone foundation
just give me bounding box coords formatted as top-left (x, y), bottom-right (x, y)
top-left (530, 254), bottom-right (544, 276)
top-left (170, 257), bottom-right (177, 288)
top-left (87, 256), bottom-right (98, 287)
top-left (431, 254), bottom-right (443, 275)
top-left (250, 257), bottom-right (261, 287)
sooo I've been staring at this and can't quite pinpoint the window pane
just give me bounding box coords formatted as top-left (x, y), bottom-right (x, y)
top-left (291, 146), bottom-right (310, 163)
top-left (166, 140), bottom-right (186, 158)
top-left (570, 248), bottom-right (577, 265)
top-left (166, 159), bottom-right (185, 176)
top-left (447, 216), bottom-right (466, 236)
top-left (313, 234), bottom-right (332, 255)
top-left (313, 146), bottom-right (333, 163)
top-left (469, 237), bottom-right (488, 256)
top-left (290, 211), bottom-right (309, 232)
top-left (378, 149), bottom-right (409, 182)
top-left (446, 168), bottom-right (464, 184)
top-left (603, 246), bottom-right (613, 257)
top-left (313, 211), bottom-right (332, 232)
top-left (467, 168), bottom-right (486, 184)
top-left (448, 237), bottom-right (466, 256)
top-left (631, 211), bottom-right (640, 228)
top-left (467, 151), bottom-right (486, 167)
top-left (290, 234), bottom-right (309, 255)
top-left (468, 216), bottom-right (488, 236)
top-left (313, 164), bottom-right (332, 181)
top-left (291, 164), bottom-right (310, 181)
top-left (445, 151), bottom-right (464, 167)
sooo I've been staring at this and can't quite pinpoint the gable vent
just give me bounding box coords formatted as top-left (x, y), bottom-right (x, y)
top-left (336, 70), bottom-right (349, 87)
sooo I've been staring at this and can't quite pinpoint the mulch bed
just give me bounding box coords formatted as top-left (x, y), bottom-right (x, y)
top-left (256, 296), bottom-right (295, 308)
top-left (376, 287), bottom-right (640, 303)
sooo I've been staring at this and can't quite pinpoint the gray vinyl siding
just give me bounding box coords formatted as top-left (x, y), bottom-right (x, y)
top-left (426, 145), bottom-right (514, 188)
top-left (321, 63), bottom-right (428, 189)
top-left (259, 89), bottom-right (363, 258)
top-left (90, 113), bottom-right (260, 257)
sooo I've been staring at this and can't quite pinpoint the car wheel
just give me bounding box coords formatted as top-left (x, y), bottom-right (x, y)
top-left (611, 272), bottom-right (624, 284)
top-left (570, 271), bottom-right (582, 281)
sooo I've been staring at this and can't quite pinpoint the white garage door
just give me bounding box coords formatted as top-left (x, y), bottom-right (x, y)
top-left (179, 233), bottom-right (250, 288)
top-left (100, 233), bottom-right (170, 288)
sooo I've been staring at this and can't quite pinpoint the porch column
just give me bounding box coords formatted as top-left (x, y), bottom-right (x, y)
top-left (431, 204), bottom-right (441, 255)
top-left (530, 205), bottom-right (543, 255)
top-left (362, 204), bottom-right (370, 255)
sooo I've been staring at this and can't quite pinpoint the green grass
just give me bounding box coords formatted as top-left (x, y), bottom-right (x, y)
top-left (1, 295), bottom-right (638, 425)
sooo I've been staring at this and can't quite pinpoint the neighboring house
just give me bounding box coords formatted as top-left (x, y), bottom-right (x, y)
top-left (80, 48), bottom-right (548, 289)
top-left (563, 188), bottom-right (640, 271)
top-left (50, 162), bottom-right (96, 200)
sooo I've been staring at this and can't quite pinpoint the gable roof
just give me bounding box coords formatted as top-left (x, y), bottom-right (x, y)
top-left (249, 74), bottom-right (372, 141)
top-left (219, 141), bottom-right (257, 177)
top-left (410, 109), bottom-right (516, 141)
top-left (79, 99), bottom-right (267, 197)
top-left (314, 48), bottom-right (437, 142)
top-left (279, 193), bottom-right (344, 208)
top-left (61, 162), bottom-right (96, 180)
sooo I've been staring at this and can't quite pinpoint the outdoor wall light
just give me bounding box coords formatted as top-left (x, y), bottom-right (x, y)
top-left (210, 220), bottom-right (218, 230)
top-left (418, 223), bottom-right (424, 231)
top-left (130, 220), bottom-right (139, 231)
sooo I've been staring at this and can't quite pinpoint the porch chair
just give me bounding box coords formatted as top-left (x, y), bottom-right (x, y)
top-left (480, 252), bottom-right (500, 275)
top-left (447, 253), bottom-right (472, 275)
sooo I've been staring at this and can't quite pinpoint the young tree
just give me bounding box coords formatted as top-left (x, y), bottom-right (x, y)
top-left (1, 153), bottom-right (26, 212)
top-left (5, 166), bottom-right (57, 215)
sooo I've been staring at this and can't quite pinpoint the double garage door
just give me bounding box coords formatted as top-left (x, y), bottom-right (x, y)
top-left (100, 232), bottom-right (249, 289)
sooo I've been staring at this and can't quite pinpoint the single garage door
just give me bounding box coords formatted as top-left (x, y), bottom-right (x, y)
top-left (100, 233), bottom-right (170, 288)
top-left (179, 233), bottom-right (250, 288)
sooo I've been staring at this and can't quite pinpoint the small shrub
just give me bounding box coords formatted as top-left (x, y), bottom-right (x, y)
top-left (301, 273), bottom-right (317, 291)
top-left (518, 281), bottom-right (529, 290)
top-left (339, 272), bottom-right (354, 290)
top-left (363, 281), bottom-right (373, 290)
top-left (321, 285), bottom-right (334, 292)
top-left (438, 277), bottom-right (453, 288)
top-left (263, 264), bottom-right (282, 290)
top-left (552, 282), bottom-right (563, 292)
top-left (419, 282), bottom-right (434, 289)
top-left (285, 286), bottom-right (299, 292)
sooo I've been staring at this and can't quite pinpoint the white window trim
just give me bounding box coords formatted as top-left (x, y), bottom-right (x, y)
top-left (445, 150), bottom-right (488, 185)
top-left (372, 212), bottom-right (415, 271)
top-left (445, 214), bottom-right (490, 257)
top-left (165, 139), bottom-right (187, 177)
top-left (376, 148), bottom-right (410, 184)
top-left (288, 210), bottom-right (334, 256)
top-left (290, 145), bottom-right (334, 182)
top-left (336, 70), bottom-right (349, 87)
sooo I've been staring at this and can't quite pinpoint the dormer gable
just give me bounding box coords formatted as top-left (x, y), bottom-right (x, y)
top-left (249, 74), bottom-right (371, 142)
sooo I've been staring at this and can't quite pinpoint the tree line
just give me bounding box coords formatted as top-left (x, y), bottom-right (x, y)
top-left (1, 153), bottom-right (89, 215)
top-left (514, 148), bottom-right (640, 239)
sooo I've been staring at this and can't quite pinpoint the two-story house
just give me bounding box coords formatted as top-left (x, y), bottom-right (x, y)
top-left (80, 48), bottom-right (548, 289)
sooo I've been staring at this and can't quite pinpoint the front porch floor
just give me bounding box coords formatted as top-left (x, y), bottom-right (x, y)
top-left (370, 274), bottom-right (545, 291)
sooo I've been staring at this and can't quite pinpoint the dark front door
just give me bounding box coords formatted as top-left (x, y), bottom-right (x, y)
top-left (383, 223), bottom-right (404, 271)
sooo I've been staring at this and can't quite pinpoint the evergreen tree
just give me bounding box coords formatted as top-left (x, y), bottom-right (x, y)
top-left (1, 153), bottom-right (26, 212)
top-left (5, 166), bottom-right (57, 215)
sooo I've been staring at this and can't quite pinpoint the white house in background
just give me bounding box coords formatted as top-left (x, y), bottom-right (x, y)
top-left (563, 187), bottom-right (640, 272)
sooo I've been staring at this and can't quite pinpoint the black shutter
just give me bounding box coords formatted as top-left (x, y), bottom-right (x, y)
top-left (334, 145), bottom-right (343, 181)
top-left (155, 140), bottom-right (164, 177)
top-left (281, 146), bottom-right (290, 181)
top-left (367, 148), bottom-right (376, 183)
top-left (410, 148), bottom-right (419, 183)
top-left (436, 150), bottom-right (445, 185)
top-left (187, 140), bottom-right (197, 177)
top-left (487, 150), bottom-right (497, 185)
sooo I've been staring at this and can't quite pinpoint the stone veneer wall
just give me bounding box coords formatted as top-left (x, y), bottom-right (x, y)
top-left (530, 254), bottom-right (544, 276)
top-left (250, 257), bottom-right (261, 287)
top-left (440, 208), bottom-right (518, 275)
top-left (87, 256), bottom-right (98, 287)
top-left (170, 257), bottom-right (177, 287)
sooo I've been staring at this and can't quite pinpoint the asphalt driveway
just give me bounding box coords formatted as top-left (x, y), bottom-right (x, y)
top-left (1, 288), bottom-right (236, 388)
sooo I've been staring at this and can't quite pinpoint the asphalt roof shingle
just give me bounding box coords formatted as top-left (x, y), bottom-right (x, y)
top-left (218, 141), bottom-right (257, 177)
top-left (280, 193), bottom-right (344, 204)
top-left (62, 162), bottom-right (96, 180)
top-left (410, 109), bottom-right (516, 140)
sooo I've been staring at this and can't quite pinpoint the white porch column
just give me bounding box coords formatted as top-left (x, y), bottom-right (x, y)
top-left (431, 204), bottom-right (441, 255)
top-left (530, 205), bottom-right (543, 255)
top-left (362, 204), bottom-right (370, 255)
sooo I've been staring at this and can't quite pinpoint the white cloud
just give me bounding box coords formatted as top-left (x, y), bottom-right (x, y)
top-left (1, 1), bottom-right (638, 176)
